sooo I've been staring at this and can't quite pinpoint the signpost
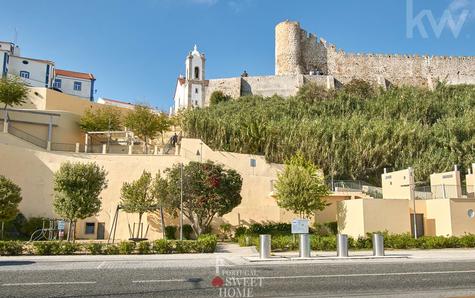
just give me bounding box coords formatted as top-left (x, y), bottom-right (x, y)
top-left (292, 219), bottom-right (310, 258)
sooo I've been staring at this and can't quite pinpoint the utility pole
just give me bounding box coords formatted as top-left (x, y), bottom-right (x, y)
top-left (180, 162), bottom-right (184, 240)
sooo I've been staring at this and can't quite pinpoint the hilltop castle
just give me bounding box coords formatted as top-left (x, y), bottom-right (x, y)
top-left (173, 20), bottom-right (475, 113)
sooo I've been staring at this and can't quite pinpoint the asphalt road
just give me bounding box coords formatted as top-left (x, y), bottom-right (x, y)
top-left (2, 256), bottom-right (475, 297)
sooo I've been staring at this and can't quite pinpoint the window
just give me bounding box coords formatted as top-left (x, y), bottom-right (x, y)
top-left (53, 78), bottom-right (62, 89)
top-left (19, 71), bottom-right (30, 79)
top-left (195, 88), bottom-right (198, 94)
top-left (194, 67), bottom-right (200, 79)
top-left (74, 81), bottom-right (82, 91)
top-left (85, 223), bottom-right (95, 234)
top-left (22, 60), bottom-right (29, 65)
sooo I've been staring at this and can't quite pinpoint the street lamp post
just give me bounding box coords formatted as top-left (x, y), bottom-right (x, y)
top-left (180, 162), bottom-right (184, 241)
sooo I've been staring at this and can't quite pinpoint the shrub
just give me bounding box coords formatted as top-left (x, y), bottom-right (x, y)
top-left (313, 222), bottom-right (338, 236)
top-left (210, 91), bottom-right (231, 105)
top-left (137, 241), bottom-right (151, 254)
top-left (85, 243), bottom-right (103, 255)
top-left (103, 244), bottom-right (119, 255)
top-left (118, 241), bottom-right (135, 255)
top-left (459, 234), bottom-right (475, 248)
top-left (153, 239), bottom-right (172, 254)
top-left (175, 241), bottom-right (193, 253)
top-left (57, 242), bottom-right (79, 255)
top-left (196, 234), bottom-right (218, 253)
top-left (234, 226), bottom-right (248, 238)
top-left (32, 241), bottom-right (62, 255)
top-left (165, 226), bottom-right (177, 240)
top-left (183, 224), bottom-right (193, 240)
top-left (311, 236), bottom-right (336, 251)
top-left (0, 241), bottom-right (23, 256)
top-left (343, 79), bottom-right (376, 99)
top-left (219, 223), bottom-right (232, 240)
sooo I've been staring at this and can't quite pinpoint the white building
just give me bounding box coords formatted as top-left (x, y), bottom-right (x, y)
top-left (1, 41), bottom-right (55, 88)
top-left (1, 41), bottom-right (95, 100)
top-left (173, 45), bottom-right (206, 113)
top-left (54, 69), bottom-right (95, 101)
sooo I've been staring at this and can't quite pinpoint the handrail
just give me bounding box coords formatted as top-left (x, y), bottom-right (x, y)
top-left (4, 108), bottom-right (61, 117)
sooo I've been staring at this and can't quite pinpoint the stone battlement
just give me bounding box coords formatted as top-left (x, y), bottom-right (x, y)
top-left (275, 20), bottom-right (475, 87)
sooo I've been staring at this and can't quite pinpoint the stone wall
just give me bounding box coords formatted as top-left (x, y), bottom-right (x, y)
top-left (205, 78), bottom-right (242, 105)
top-left (275, 20), bottom-right (475, 88)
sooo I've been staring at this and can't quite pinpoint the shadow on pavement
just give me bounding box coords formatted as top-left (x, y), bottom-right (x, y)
top-left (0, 261), bottom-right (35, 266)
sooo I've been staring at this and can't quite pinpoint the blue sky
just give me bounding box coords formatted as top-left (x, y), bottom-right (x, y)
top-left (1, 0), bottom-right (474, 111)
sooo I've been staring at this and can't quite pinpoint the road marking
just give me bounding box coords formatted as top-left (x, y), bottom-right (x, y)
top-left (132, 279), bottom-right (187, 283)
top-left (258, 270), bottom-right (475, 280)
top-left (97, 261), bottom-right (106, 269)
top-left (2, 281), bottom-right (96, 286)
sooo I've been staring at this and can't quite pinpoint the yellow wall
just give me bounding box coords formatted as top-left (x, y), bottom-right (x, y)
top-left (382, 168), bottom-right (414, 200)
top-left (449, 199), bottom-right (475, 236)
top-left (0, 134), bottom-right (290, 240)
top-left (429, 169), bottom-right (462, 199)
top-left (338, 199), bottom-right (411, 238)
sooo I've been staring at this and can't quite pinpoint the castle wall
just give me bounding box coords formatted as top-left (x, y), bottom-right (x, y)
top-left (241, 75), bottom-right (304, 97)
top-left (275, 21), bottom-right (475, 88)
top-left (205, 78), bottom-right (242, 105)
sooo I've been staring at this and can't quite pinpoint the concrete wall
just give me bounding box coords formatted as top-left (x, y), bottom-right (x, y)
top-left (382, 168), bottom-right (414, 200)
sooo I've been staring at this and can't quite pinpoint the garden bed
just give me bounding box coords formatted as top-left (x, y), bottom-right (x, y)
top-left (0, 235), bottom-right (217, 256)
top-left (237, 233), bottom-right (475, 251)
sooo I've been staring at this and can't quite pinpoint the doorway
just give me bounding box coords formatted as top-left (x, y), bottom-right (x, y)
top-left (410, 214), bottom-right (424, 238)
top-left (97, 222), bottom-right (105, 240)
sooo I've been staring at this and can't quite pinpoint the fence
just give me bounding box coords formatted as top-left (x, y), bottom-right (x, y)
top-left (327, 180), bottom-right (383, 198)
top-left (8, 125), bottom-right (48, 149)
top-left (414, 185), bottom-right (469, 200)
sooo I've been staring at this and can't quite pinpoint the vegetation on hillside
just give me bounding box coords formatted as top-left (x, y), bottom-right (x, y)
top-left (182, 82), bottom-right (475, 185)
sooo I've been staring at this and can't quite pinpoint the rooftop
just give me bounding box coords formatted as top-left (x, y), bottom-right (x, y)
top-left (55, 69), bottom-right (95, 80)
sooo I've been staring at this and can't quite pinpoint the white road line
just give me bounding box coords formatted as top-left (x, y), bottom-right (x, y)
top-left (258, 270), bottom-right (475, 280)
top-left (132, 279), bottom-right (187, 283)
top-left (131, 270), bottom-right (475, 284)
top-left (2, 281), bottom-right (96, 286)
top-left (96, 261), bottom-right (106, 269)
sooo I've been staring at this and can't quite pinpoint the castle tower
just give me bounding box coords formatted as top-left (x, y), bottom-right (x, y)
top-left (275, 21), bottom-right (303, 75)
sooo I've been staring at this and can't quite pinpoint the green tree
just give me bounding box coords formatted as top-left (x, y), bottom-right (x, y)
top-left (162, 161), bottom-right (242, 236)
top-left (274, 153), bottom-right (330, 219)
top-left (79, 106), bottom-right (122, 132)
top-left (124, 105), bottom-right (162, 153)
top-left (209, 91), bottom-right (231, 105)
top-left (0, 76), bottom-right (28, 115)
top-left (0, 175), bottom-right (22, 239)
top-left (156, 113), bottom-right (171, 144)
top-left (120, 171), bottom-right (157, 239)
top-left (53, 162), bottom-right (108, 241)
top-left (152, 172), bottom-right (169, 239)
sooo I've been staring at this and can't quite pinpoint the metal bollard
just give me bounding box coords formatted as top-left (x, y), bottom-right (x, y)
top-left (337, 234), bottom-right (349, 257)
top-left (299, 234), bottom-right (311, 258)
top-left (259, 234), bottom-right (271, 259)
top-left (373, 233), bottom-right (384, 256)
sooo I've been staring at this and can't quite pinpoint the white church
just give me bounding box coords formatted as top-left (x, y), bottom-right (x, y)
top-left (173, 45), bottom-right (207, 114)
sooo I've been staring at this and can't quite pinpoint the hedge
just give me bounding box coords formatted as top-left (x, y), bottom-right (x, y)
top-left (237, 233), bottom-right (475, 251)
top-left (0, 235), bottom-right (218, 256)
